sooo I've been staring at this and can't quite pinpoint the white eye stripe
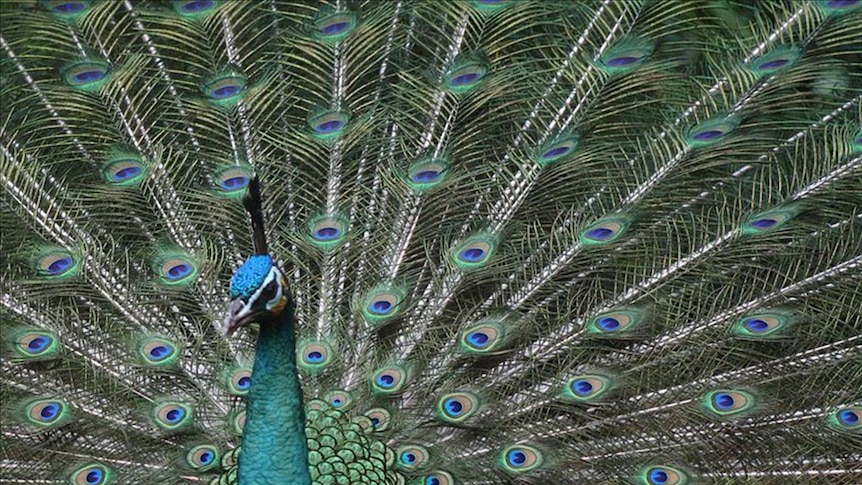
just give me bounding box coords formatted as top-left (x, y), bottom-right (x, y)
top-left (248, 267), bottom-right (284, 310)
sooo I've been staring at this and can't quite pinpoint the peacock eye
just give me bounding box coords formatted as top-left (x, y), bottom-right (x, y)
top-left (260, 282), bottom-right (278, 301)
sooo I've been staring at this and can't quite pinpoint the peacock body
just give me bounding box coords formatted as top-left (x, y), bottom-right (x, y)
top-left (2, 0), bottom-right (861, 484)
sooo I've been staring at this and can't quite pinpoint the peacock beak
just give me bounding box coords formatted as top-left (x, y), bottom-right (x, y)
top-left (222, 298), bottom-right (256, 337)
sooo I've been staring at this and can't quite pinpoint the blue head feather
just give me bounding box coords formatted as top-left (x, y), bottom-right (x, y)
top-left (230, 255), bottom-right (274, 298)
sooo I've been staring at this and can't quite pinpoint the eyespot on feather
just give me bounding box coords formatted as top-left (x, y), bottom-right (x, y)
top-left (32, 248), bottom-right (79, 279)
top-left (562, 374), bottom-right (615, 402)
top-left (307, 213), bottom-right (349, 248)
top-left (140, 337), bottom-right (178, 366)
top-left (580, 215), bottom-right (630, 245)
top-left (102, 155), bottom-right (147, 186)
top-left (371, 366), bottom-right (408, 394)
top-left (816, 0), bottom-right (862, 15)
top-left (421, 471), bottom-right (455, 485)
top-left (172, 0), bottom-right (218, 17)
top-left (360, 284), bottom-right (406, 326)
top-left (685, 114), bottom-right (740, 148)
top-left (307, 110), bottom-right (350, 140)
top-left (635, 465), bottom-right (690, 485)
top-left (13, 329), bottom-right (59, 359)
top-left (186, 444), bottom-right (220, 471)
top-left (827, 406), bottom-right (861, 433)
top-left (742, 206), bottom-right (799, 235)
top-left (534, 133), bottom-right (579, 166)
top-left (224, 367), bottom-right (252, 395)
top-left (324, 390), bottom-right (353, 411)
top-left (451, 232), bottom-right (499, 270)
top-left (230, 409), bottom-right (246, 435)
top-left (201, 71), bottom-right (247, 106)
top-left (597, 37), bottom-right (654, 74)
top-left (460, 319), bottom-right (506, 354)
top-left (732, 311), bottom-right (794, 339)
top-left (407, 157), bottom-right (450, 191)
top-left (69, 463), bottom-right (112, 485)
top-left (41, 0), bottom-right (91, 18)
top-left (212, 165), bottom-right (252, 197)
top-left (152, 402), bottom-right (192, 430)
top-left (298, 341), bottom-right (334, 372)
top-left (499, 444), bottom-right (543, 473)
top-left (701, 389), bottom-right (757, 418)
top-left (26, 398), bottom-right (70, 428)
top-left (364, 407), bottom-right (391, 432)
top-left (586, 307), bottom-right (646, 336)
top-left (436, 391), bottom-right (480, 423)
top-left (748, 46), bottom-right (802, 77)
top-left (152, 251), bottom-right (199, 286)
top-left (444, 59), bottom-right (488, 93)
top-left (311, 10), bottom-right (359, 42)
top-left (396, 445), bottom-right (429, 471)
top-left (61, 58), bottom-right (110, 91)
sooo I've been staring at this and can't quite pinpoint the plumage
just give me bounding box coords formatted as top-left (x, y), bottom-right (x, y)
top-left (1, 0), bottom-right (861, 484)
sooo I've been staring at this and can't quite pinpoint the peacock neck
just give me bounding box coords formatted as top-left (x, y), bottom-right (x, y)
top-left (238, 307), bottom-right (310, 485)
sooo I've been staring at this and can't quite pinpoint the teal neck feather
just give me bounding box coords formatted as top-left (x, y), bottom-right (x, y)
top-left (238, 307), bottom-right (310, 485)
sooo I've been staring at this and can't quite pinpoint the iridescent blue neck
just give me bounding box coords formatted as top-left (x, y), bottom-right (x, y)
top-left (237, 307), bottom-right (310, 484)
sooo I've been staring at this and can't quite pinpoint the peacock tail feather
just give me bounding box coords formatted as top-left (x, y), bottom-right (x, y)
top-left (2, 0), bottom-right (861, 484)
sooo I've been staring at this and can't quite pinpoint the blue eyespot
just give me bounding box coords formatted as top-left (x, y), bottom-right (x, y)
top-left (508, 450), bottom-right (526, 465)
top-left (691, 129), bottom-right (725, 141)
top-left (758, 59), bottom-right (789, 70)
top-left (377, 374), bottom-right (395, 387)
top-left (750, 218), bottom-right (778, 229)
top-left (468, 331), bottom-right (489, 347)
top-left (28, 336), bottom-right (52, 352)
top-left (412, 170), bottom-right (441, 183)
top-left (445, 398), bottom-right (463, 415)
top-left (370, 300), bottom-right (393, 314)
top-left (460, 247), bottom-right (485, 262)
top-left (586, 227), bottom-right (614, 240)
top-left (542, 146), bottom-right (570, 158)
top-left (166, 263), bottom-right (192, 280)
top-left (451, 72), bottom-right (481, 86)
top-left (307, 351), bottom-right (324, 362)
top-left (314, 226), bottom-right (341, 241)
top-left (606, 56), bottom-right (642, 67)
top-left (40, 403), bottom-right (61, 420)
top-left (713, 392), bottom-right (734, 411)
top-left (597, 317), bottom-right (620, 331)
top-left (315, 119), bottom-right (344, 134)
top-left (649, 468), bottom-right (669, 484)
top-left (321, 21), bottom-right (351, 35)
top-left (744, 318), bottom-right (769, 333)
top-left (573, 379), bottom-right (593, 396)
top-left (402, 452), bottom-right (416, 463)
top-left (237, 376), bottom-right (251, 390)
top-left (46, 256), bottom-right (73, 275)
top-left (166, 408), bottom-right (185, 423)
top-left (149, 345), bottom-right (170, 360)
top-left (73, 70), bottom-right (105, 84)
top-left (86, 469), bottom-right (103, 484)
top-left (51, 2), bottom-right (88, 13)
top-left (221, 175), bottom-right (249, 190)
top-left (181, 0), bottom-right (213, 12)
top-left (371, 417), bottom-right (380, 426)
top-left (840, 409), bottom-right (859, 425)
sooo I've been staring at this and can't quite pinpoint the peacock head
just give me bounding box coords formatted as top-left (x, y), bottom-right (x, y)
top-left (221, 254), bottom-right (290, 336)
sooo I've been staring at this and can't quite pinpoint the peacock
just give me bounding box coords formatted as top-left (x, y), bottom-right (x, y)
top-left (1, 0), bottom-right (861, 484)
